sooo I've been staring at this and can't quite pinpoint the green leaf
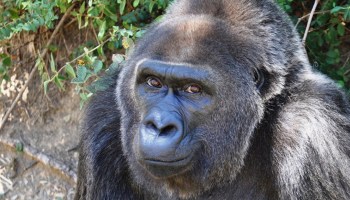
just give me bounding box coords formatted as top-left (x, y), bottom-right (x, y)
top-left (119, 0), bottom-right (126, 15)
top-left (88, 7), bottom-right (99, 17)
top-left (326, 26), bottom-right (337, 43)
top-left (98, 21), bottom-right (106, 40)
top-left (79, 2), bottom-right (86, 14)
top-left (41, 72), bottom-right (49, 82)
top-left (106, 62), bottom-right (120, 75)
top-left (104, 7), bottom-right (118, 22)
top-left (345, 9), bottom-right (350, 20)
top-left (337, 24), bottom-right (345, 36)
top-left (149, 1), bottom-right (156, 12)
top-left (36, 58), bottom-right (45, 76)
top-left (76, 66), bottom-right (87, 81)
top-left (327, 49), bottom-right (340, 58)
top-left (133, 0), bottom-right (140, 7)
top-left (83, 15), bottom-right (89, 28)
top-left (54, 76), bottom-right (64, 90)
top-left (113, 26), bottom-right (120, 34)
top-left (77, 14), bottom-right (82, 28)
top-left (112, 54), bottom-right (125, 63)
top-left (72, 65), bottom-right (89, 83)
top-left (48, 44), bottom-right (58, 52)
top-left (135, 30), bottom-right (146, 38)
top-left (50, 53), bottom-right (56, 73)
top-left (93, 60), bottom-right (103, 74)
top-left (79, 92), bottom-right (91, 109)
top-left (83, 47), bottom-right (90, 56)
top-left (97, 46), bottom-right (105, 57)
top-left (44, 80), bottom-right (50, 94)
top-left (22, 23), bottom-right (33, 31)
top-left (87, 78), bottom-right (111, 93)
top-left (8, 8), bottom-right (19, 19)
top-left (2, 57), bottom-right (11, 67)
top-left (84, 71), bottom-right (93, 82)
top-left (71, 77), bottom-right (84, 83)
top-left (65, 63), bottom-right (76, 78)
top-left (33, 19), bottom-right (40, 28)
top-left (80, 92), bottom-right (88, 101)
top-left (331, 6), bottom-right (344, 14)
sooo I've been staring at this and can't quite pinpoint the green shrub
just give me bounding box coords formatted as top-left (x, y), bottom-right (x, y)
top-left (278, 0), bottom-right (350, 89)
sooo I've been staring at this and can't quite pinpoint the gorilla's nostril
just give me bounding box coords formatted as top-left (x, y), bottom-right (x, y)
top-left (146, 122), bottom-right (158, 131)
top-left (159, 125), bottom-right (177, 137)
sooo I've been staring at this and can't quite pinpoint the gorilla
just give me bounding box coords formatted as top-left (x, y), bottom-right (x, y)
top-left (75, 0), bottom-right (350, 199)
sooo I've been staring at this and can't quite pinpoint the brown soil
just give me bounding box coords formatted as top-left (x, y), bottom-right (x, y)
top-left (0, 82), bottom-right (80, 199)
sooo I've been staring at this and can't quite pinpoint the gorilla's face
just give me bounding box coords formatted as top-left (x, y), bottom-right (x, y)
top-left (133, 59), bottom-right (215, 178)
top-left (116, 17), bottom-right (265, 197)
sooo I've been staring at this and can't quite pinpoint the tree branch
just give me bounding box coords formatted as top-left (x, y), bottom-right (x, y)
top-left (302, 0), bottom-right (320, 44)
top-left (0, 137), bottom-right (77, 184)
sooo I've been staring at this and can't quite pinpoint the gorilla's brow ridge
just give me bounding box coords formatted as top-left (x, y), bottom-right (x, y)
top-left (137, 59), bottom-right (211, 83)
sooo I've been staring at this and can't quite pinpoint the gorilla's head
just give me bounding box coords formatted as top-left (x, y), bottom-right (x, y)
top-left (116, 0), bottom-right (305, 198)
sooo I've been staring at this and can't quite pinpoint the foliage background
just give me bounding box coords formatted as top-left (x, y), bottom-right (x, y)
top-left (0, 0), bottom-right (349, 104)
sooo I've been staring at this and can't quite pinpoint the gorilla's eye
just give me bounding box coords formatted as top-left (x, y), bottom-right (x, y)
top-left (184, 84), bottom-right (202, 94)
top-left (146, 76), bottom-right (163, 88)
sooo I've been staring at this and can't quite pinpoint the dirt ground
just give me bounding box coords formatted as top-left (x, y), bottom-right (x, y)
top-left (0, 83), bottom-right (80, 199)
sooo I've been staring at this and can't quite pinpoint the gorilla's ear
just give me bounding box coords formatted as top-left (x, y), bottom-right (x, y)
top-left (252, 67), bottom-right (265, 91)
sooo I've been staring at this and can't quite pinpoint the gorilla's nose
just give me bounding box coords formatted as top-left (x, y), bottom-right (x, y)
top-left (138, 110), bottom-right (184, 161)
top-left (145, 118), bottom-right (179, 137)
top-left (137, 110), bottom-right (192, 178)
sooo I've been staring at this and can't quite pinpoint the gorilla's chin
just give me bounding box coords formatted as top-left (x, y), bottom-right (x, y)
top-left (138, 155), bottom-right (193, 178)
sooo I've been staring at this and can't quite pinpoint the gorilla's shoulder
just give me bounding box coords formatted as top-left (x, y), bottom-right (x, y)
top-left (287, 71), bottom-right (350, 114)
top-left (273, 70), bottom-right (350, 153)
top-left (269, 71), bottom-right (350, 199)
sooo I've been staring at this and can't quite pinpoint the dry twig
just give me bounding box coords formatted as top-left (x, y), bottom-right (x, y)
top-left (295, 10), bottom-right (331, 27)
top-left (0, 137), bottom-right (77, 184)
top-left (302, 0), bottom-right (320, 44)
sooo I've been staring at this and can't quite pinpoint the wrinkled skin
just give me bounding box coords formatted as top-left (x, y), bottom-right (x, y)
top-left (75, 0), bottom-right (350, 199)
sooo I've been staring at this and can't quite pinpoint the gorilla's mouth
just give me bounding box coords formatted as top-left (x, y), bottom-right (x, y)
top-left (144, 155), bottom-right (191, 164)
top-left (140, 154), bottom-right (193, 178)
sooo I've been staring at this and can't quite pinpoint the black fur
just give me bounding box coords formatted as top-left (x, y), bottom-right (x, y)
top-left (75, 0), bottom-right (350, 199)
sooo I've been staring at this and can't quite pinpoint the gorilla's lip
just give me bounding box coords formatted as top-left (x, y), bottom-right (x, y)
top-left (141, 153), bottom-right (193, 167)
top-left (141, 154), bottom-right (193, 178)
top-left (144, 155), bottom-right (191, 164)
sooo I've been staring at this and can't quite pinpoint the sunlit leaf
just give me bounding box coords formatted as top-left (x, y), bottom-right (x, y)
top-left (50, 53), bottom-right (56, 73)
top-left (133, 0), bottom-right (140, 7)
top-left (65, 63), bottom-right (76, 78)
top-left (93, 60), bottom-right (103, 74)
